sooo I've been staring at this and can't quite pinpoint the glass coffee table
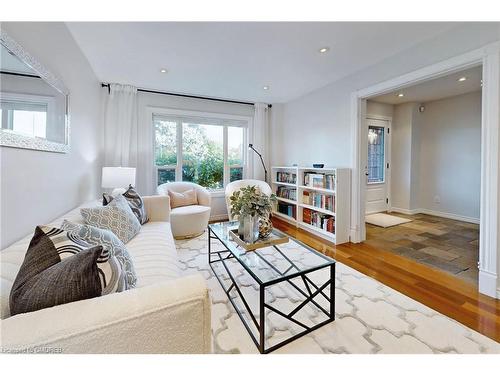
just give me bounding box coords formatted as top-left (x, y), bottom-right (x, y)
top-left (208, 221), bottom-right (335, 354)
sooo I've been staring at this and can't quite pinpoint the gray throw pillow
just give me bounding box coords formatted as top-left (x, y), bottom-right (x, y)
top-left (61, 220), bottom-right (137, 289)
top-left (81, 194), bottom-right (141, 243)
top-left (103, 185), bottom-right (149, 225)
top-left (9, 226), bottom-right (103, 316)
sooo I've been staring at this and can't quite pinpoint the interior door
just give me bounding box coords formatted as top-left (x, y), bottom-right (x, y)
top-left (366, 118), bottom-right (390, 214)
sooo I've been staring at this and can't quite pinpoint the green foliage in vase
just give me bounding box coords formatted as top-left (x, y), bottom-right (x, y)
top-left (229, 185), bottom-right (277, 220)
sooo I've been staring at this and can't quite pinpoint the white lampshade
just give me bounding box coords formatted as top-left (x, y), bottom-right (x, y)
top-left (101, 167), bottom-right (136, 189)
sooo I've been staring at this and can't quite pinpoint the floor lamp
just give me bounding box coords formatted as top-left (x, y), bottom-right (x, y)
top-left (248, 143), bottom-right (267, 183)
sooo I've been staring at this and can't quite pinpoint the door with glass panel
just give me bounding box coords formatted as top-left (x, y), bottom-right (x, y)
top-left (365, 118), bottom-right (390, 214)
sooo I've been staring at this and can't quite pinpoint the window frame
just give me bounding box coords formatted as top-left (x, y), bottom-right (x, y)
top-left (150, 107), bottom-right (252, 192)
top-left (367, 124), bottom-right (386, 185)
top-left (0, 92), bottom-right (55, 138)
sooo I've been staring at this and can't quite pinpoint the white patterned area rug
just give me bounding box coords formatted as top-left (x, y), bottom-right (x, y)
top-left (176, 231), bottom-right (499, 354)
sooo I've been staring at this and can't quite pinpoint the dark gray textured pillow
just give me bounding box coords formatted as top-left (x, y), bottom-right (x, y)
top-left (103, 185), bottom-right (149, 225)
top-left (9, 226), bottom-right (102, 316)
top-left (61, 220), bottom-right (137, 289)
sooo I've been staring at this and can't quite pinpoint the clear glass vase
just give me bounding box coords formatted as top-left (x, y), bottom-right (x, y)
top-left (239, 214), bottom-right (259, 244)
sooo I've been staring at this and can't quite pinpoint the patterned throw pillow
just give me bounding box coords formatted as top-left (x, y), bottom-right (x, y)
top-left (103, 185), bottom-right (149, 225)
top-left (9, 226), bottom-right (123, 316)
top-left (81, 194), bottom-right (141, 243)
top-left (61, 220), bottom-right (137, 289)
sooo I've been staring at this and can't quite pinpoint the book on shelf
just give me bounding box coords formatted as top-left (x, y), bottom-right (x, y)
top-left (277, 203), bottom-right (296, 219)
top-left (303, 172), bottom-right (336, 190)
top-left (302, 191), bottom-right (335, 212)
top-left (302, 208), bottom-right (335, 234)
top-left (276, 171), bottom-right (297, 184)
top-left (276, 186), bottom-right (297, 201)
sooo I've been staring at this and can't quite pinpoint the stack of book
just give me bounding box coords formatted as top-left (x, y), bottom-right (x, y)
top-left (277, 203), bottom-right (296, 219)
top-left (276, 171), bottom-right (297, 184)
top-left (303, 208), bottom-right (335, 234)
top-left (277, 186), bottom-right (297, 201)
top-left (304, 172), bottom-right (336, 190)
top-left (302, 191), bottom-right (334, 212)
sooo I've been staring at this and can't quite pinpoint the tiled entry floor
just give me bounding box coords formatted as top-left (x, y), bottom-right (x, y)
top-left (365, 213), bottom-right (479, 285)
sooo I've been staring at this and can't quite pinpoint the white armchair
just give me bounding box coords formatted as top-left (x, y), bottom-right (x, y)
top-left (157, 182), bottom-right (211, 239)
top-left (224, 179), bottom-right (272, 221)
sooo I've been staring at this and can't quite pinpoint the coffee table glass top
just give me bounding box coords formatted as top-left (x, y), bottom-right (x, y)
top-left (208, 221), bottom-right (335, 285)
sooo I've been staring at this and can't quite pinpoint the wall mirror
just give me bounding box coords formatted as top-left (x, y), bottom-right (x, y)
top-left (0, 30), bottom-right (69, 153)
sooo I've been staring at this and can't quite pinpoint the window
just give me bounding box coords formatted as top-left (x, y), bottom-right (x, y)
top-left (153, 113), bottom-right (247, 190)
top-left (0, 99), bottom-right (48, 138)
top-left (367, 126), bottom-right (385, 183)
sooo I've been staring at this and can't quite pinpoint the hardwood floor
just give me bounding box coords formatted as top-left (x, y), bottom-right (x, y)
top-left (272, 217), bottom-right (500, 343)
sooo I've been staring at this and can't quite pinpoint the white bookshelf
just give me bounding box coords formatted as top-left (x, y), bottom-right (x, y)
top-left (271, 166), bottom-right (351, 245)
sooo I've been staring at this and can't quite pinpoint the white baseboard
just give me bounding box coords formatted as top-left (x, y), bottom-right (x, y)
top-left (389, 207), bottom-right (479, 224)
top-left (478, 269), bottom-right (498, 298)
top-left (389, 207), bottom-right (420, 215)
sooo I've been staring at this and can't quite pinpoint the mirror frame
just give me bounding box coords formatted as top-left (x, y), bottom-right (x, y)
top-left (0, 30), bottom-right (70, 153)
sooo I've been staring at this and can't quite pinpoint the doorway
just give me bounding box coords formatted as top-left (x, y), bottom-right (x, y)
top-left (350, 42), bottom-right (500, 298)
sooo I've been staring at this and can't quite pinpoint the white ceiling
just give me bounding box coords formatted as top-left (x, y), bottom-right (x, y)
top-left (66, 22), bottom-right (460, 103)
top-left (371, 65), bottom-right (482, 105)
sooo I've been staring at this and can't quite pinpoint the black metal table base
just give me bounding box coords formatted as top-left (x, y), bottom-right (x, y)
top-left (208, 227), bottom-right (335, 354)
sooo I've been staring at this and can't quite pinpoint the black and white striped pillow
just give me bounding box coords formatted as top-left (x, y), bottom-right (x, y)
top-left (39, 226), bottom-right (126, 294)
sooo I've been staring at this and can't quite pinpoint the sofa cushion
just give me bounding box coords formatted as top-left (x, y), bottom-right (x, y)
top-left (61, 220), bottom-right (137, 289)
top-left (125, 221), bottom-right (180, 288)
top-left (0, 198), bottom-right (179, 319)
top-left (9, 226), bottom-right (103, 316)
top-left (81, 195), bottom-right (141, 244)
top-left (168, 189), bottom-right (197, 209)
top-left (103, 185), bottom-right (149, 225)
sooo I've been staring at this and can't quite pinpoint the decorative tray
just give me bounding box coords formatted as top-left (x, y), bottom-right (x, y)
top-left (229, 229), bottom-right (289, 251)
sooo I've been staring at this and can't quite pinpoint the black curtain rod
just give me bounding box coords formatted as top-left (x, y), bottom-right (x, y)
top-left (101, 83), bottom-right (272, 108)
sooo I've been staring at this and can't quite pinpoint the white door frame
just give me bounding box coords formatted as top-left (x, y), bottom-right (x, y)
top-left (350, 42), bottom-right (500, 298)
top-left (366, 115), bottom-right (392, 213)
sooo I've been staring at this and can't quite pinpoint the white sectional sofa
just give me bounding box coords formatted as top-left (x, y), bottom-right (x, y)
top-left (0, 195), bottom-right (211, 354)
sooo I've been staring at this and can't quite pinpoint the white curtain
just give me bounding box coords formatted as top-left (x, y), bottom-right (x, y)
top-left (103, 84), bottom-right (138, 168)
top-left (103, 83), bottom-right (154, 195)
top-left (252, 103), bottom-right (270, 182)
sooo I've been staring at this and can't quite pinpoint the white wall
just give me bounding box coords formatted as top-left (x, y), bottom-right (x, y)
top-left (0, 22), bottom-right (102, 249)
top-left (366, 101), bottom-right (393, 118)
top-left (417, 91), bottom-right (482, 219)
top-left (388, 92), bottom-right (481, 220)
top-left (390, 102), bottom-right (420, 211)
top-left (135, 91), bottom-right (255, 219)
top-left (271, 23), bottom-right (500, 169)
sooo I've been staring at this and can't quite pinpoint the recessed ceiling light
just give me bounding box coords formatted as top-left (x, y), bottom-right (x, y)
top-left (160, 68), bottom-right (168, 73)
top-left (458, 76), bottom-right (467, 82)
top-left (397, 93), bottom-right (404, 97)
top-left (263, 85), bottom-right (269, 90)
top-left (318, 47), bottom-right (330, 53)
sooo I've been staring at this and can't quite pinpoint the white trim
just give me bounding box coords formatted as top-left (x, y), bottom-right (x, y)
top-left (389, 207), bottom-right (480, 224)
top-left (479, 269), bottom-right (498, 298)
top-left (147, 106), bottom-right (253, 123)
top-left (389, 207), bottom-right (420, 216)
top-left (351, 41), bottom-right (500, 298)
top-left (366, 115), bottom-right (392, 212)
